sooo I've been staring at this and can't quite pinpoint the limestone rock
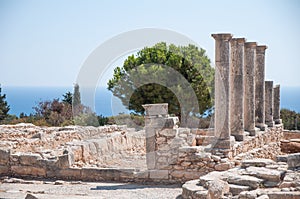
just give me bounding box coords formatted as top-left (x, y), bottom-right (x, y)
top-left (241, 159), bottom-right (274, 168)
top-left (287, 153), bottom-right (300, 168)
top-left (226, 173), bottom-right (263, 189)
top-left (207, 179), bottom-right (229, 199)
top-left (229, 184), bottom-right (250, 196)
top-left (246, 166), bottom-right (285, 182)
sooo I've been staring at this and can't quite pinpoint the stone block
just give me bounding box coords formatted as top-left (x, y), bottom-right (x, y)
top-left (57, 168), bottom-right (81, 179)
top-left (287, 153), bottom-right (300, 168)
top-left (226, 173), bottom-right (263, 189)
top-left (57, 153), bottom-right (74, 169)
top-left (19, 153), bottom-right (42, 166)
top-left (142, 103), bottom-right (168, 116)
top-left (159, 129), bottom-right (177, 138)
top-left (246, 166), bottom-right (285, 182)
top-left (214, 162), bottom-right (231, 171)
top-left (149, 170), bottom-right (169, 179)
top-left (229, 184), bottom-right (250, 196)
top-left (0, 148), bottom-right (10, 165)
top-left (267, 192), bottom-right (300, 199)
top-left (170, 170), bottom-right (184, 178)
top-left (241, 158), bottom-right (275, 168)
top-left (184, 171), bottom-right (201, 180)
top-left (134, 170), bottom-right (149, 179)
top-left (0, 165), bottom-right (9, 175)
top-left (207, 179), bottom-right (229, 199)
top-left (11, 165), bottom-right (46, 177)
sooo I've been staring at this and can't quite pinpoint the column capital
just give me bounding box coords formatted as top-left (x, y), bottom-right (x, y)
top-left (231, 38), bottom-right (246, 43)
top-left (256, 45), bottom-right (268, 52)
top-left (211, 33), bottom-right (233, 41)
top-left (245, 42), bottom-right (257, 48)
top-left (274, 84), bottom-right (280, 89)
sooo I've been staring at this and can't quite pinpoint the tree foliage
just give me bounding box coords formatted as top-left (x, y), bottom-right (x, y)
top-left (0, 85), bottom-right (10, 122)
top-left (281, 108), bottom-right (300, 130)
top-left (108, 42), bottom-right (214, 127)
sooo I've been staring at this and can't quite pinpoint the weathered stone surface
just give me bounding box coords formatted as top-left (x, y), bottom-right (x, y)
top-left (255, 45), bottom-right (267, 130)
top-left (182, 179), bottom-right (206, 199)
top-left (19, 153), bottom-right (42, 166)
top-left (57, 153), bottom-right (74, 169)
top-left (287, 153), bottom-right (300, 168)
top-left (212, 33), bottom-right (232, 142)
top-left (214, 162), bottom-right (231, 171)
top-left (11, 166), bottom-right (46, 177)
top-left (142, 103), bottom-right (168, 116)
top-left (0, 165), bottom-right (9, 174)
top-left (230, 38), bottom-right (245, 141)
top-left (246, 166), bottom-right (285, 182)
top-left (281, 141), bottom-right (300, 153)
top-left (241, 159), bottom-right (275, 168)
top-left (207, 179), bottom-right (229, 199)
top-left (149, 170), bottom-right (169, 180)
top-left (273, 85), bottom-right (281, 124)
top-left (244, 42), bottom-right (257, 135)
top-left (0, 148), bottom-right (10, 165)
top-left (229, 184), bottom-right (250, 196)
top-left (226, 173), bottom-right (263, 189)
top-left (265, 81), bottom-right (274, 127)
top-left (267, 192), bottom-right (300, 199)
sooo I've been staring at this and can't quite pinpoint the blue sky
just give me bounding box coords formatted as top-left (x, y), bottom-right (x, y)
top-left (0, 0), bottom-right (300, 87)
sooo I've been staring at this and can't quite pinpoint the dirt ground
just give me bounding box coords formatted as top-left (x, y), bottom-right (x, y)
top-left (0, 178), bottom-right (182, 199)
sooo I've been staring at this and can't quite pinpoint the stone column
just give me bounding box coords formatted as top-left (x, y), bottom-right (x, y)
top-left (244, 42), bottom-right (257, 135)
top-left (142, 103), bottom-right (168, 170)
top-left (255, 45), bottom-right (268, 130)
top-left (265, 81), bottom-right (274, 127)
top-left (230, 38), bottom-right (245, 141)
top-left (273, 84), bottom-right (282, 124)
top-left (212, 33), bottom-right (232, 149)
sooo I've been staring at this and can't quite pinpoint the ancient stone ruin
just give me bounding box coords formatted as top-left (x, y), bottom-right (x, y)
top-left (0, 33), bottom-right (300, 198)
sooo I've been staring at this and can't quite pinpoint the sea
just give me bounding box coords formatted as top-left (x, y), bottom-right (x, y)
top-left (2, 86), bottom-right (300, 117)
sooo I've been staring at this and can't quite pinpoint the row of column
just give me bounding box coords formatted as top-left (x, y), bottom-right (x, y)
top-left (212, 33), bottom-right (281, 146)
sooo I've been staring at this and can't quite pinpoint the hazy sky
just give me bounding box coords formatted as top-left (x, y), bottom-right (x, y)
top-left (1, 0), bottom-right (300, 87)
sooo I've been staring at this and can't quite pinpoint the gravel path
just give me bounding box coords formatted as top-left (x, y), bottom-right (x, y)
top-left (0, 178), bottom-right (182, 199)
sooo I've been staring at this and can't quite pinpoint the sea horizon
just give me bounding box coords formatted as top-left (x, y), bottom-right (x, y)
top-left (2, 85), bottom-right (300, 118)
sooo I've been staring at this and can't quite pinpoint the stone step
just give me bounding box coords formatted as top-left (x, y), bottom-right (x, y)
top-left (245, 166), bottom-right (285, 182)
top-left (229, 184), bottom-right (250, 196)
top-left (226, 173), bottom-right (264, 189)
top-left (182, 179), bottom-right (207, 199)
top-left (241, 159), bottom-right (275, 168)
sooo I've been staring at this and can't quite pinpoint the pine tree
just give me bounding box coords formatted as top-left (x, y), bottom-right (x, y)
top-left (73, 84), bottom-right (81, 107)
top-left (0, 85), bottom-right (10, 122)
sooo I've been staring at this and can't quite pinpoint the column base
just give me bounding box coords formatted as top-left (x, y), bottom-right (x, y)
top-left (266, 121), bottom-right (275, 127)
top-left (231, 134), bottom-right (245, 141)
top-left (213, 138), bottom-right (234, 149)
top-left (274, 119), bottom-right (282, 124)
top-left (248, 127), bottom-right (260, 136)
top-left (256, 123), bottom-right (268, 131)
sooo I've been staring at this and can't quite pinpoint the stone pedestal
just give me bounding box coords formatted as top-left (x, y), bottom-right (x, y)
top-left (143, 103), bottom-right (168, 170)
top-left (255, 45), bottom-right (268, 131)
top-left (244, 42), bottom-right (258, 135)
top-left (230, 38), bottom-right (245, 141)
top-left (212, 33), bottom-right (232, 149)
top-left (265, 81), bottom-right (274, 127)
top-left (273, 85), bottom-right (282, 124)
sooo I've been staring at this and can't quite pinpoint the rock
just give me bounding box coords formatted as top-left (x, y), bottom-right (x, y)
top-left (25, 194), bottom-right (39, 199)
top-left (267, 191), bottom-right (300, 199)
top-left (54, 180), bottom-right (65, 185)
top-left (256, 195), bottom-right (269, 199)
top-left (226, 174), bottom-right (263, 189)
top-left (287, 153), bottom-right (300, 168)
top-left (246, 166), bottom-right (285, 182)
top-left (276, 155), bottom-right (288, 163)
top-left (241, 159), bottom-right (274, 168)
top-left (207, 179), bottom-right (229, 199)
top-left (239, 190), bottom-right (258, 199)
top-left (281, 140), bottom-right (300, 153)
top-left (229, 184), bottom-right (250, 196)
top-left (0, 148), bottom-right (10, 165)
top-left (182, 179), bottom-right (206, 199)
top-left (19, 153), bottom-right (42, 166)
top-left (215, 162), bottom-right (232, 171)
top-left (199, 171), bottom-right (225, 188)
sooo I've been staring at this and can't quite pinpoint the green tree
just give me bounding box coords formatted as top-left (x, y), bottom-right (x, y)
top-left (0, 85), bottom-right (10, 122)
top-left (281, 108), bottom-right (300, 130)
top-left (62, 91), bottom-right (73, 105)
top-left (108, 42), bottom-right (214, 127)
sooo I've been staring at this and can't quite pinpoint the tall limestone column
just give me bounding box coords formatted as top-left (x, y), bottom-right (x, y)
top-left (244, 42), bottom-right (257, 135)
top-left (265, 81), bottom-right (275, 127)
top-left (212, 33), bottom-right (232, 149)
top-left (273, 85), bottom-right (282, 124)
top-left (255, 45), bottom-right (268, 130)
top-left (230, 38), bottom-right (245, 141)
